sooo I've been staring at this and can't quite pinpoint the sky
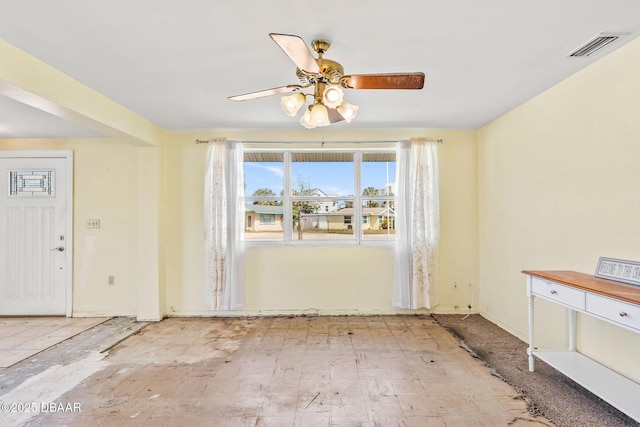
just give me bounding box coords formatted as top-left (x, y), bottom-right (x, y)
top-left (244, 160), bottom-right (396, 197)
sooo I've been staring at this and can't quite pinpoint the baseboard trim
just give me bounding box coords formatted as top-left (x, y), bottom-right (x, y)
top-left (164, 308), bottom-right (433, 317)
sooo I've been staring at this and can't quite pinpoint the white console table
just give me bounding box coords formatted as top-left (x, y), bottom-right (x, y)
top-left (523, 270), bottom-right (640, 423)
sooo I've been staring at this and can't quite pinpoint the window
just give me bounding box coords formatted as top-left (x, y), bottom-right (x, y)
top-left (260, 214), bottom-right (275, 225)
top-left (362, 153), bottom-right (396, 241)
top-left (243, 153), bottom-right (284, 241)
top-left (244, 150), bottom-right (395, 244)
top-left (9, 170), bottom-right (54, 196)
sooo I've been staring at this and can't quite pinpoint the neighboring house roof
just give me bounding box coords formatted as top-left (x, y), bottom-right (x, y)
top-left (245, 204), bottom-right (283, 214)
top-left (298, 188), bottom-right (340, 198)
top-left (308, 188), bottom-right (327, 197)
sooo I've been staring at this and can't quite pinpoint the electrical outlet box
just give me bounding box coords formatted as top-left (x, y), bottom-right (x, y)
top-left (87, 219), bottom-right (101, 229)
top-left (108, 275), bottom-right (115, 286)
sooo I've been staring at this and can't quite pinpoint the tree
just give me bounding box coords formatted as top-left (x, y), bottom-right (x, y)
top-left (363, 186), bottom-right (379, 197)
top-left (363, 186), bottom-right (380, 207)
top-left (292, 174), bottom-right (320, 214)
top-left (252, 188), bottom-right (277, 205)
top-left (290, 175), bottom-right (320, 239)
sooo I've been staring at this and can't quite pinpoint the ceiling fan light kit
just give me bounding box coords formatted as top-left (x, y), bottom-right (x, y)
top-left (337, 101), bottom-right (359, 123)
top-left (280, 93), bottom-right (306, 117)
top-left (322, 85), bottom-right (344, 109)
top-left (301, 103), bottom-right (331, 129)
top-left (229, 33), bottom-right (425, 129)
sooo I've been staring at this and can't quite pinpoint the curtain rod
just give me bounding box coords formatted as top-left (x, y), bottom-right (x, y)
top-left (195, 138), bottom-right (443, 144)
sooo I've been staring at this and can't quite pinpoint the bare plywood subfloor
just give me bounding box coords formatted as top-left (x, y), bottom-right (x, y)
top-left (3, 315), bottom-right (552, 426)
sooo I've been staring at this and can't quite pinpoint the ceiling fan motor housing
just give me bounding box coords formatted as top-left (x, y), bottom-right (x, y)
top-left (296, 58), bottom-right (344, 85)
top-left (295, 39), bottom-right (343, 85)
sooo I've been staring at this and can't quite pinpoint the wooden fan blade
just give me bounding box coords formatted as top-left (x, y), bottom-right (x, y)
top-left (328, 108), bottom-right (345, 124)
top-left (340, 73), bottom-right (425, 90)
top-left (228, 85), bottom-right (302, 102)
top-left (269, 33), bottom-right (320, 74)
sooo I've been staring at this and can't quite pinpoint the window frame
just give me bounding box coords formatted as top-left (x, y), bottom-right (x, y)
top-left (243, 147), bottom-right (395, 247)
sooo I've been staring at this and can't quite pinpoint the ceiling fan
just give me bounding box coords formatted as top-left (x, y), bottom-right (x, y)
top-left (228, 33), bottom-right (425, 129)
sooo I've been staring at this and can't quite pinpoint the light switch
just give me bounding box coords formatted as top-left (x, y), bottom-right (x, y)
top-left (87, 219), bottom-right (101, 229)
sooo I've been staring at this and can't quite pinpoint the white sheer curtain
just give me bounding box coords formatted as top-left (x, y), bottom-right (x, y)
top-left (204, 139), bottom-right (245, 310)
top-left (393, 138), bottom-right (440, 309)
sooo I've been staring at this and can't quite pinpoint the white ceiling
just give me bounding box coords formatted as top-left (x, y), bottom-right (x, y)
top-left (1, 0), bottom-right (640, 138)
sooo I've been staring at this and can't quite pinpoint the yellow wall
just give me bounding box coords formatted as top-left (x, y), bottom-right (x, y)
top-left (478, 37), bottom-right (640, 382)
top-left (163, 129), bottom-right (479, 315)
top-left (0, 139), bottom-right (144, 316)
top-left (1, 39), bottom-right (168, 319)
top-left (0, 130), bottom-right (478, 317)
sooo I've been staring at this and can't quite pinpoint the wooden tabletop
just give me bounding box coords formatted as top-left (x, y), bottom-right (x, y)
top-left (522, 270), bottom-right (640, 306)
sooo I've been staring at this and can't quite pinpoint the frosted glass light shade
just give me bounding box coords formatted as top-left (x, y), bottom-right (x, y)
top-left (280, 93), bottom-right (306, 117)
top-left (337, 101), bottom-right (359, 123)
top-left (322, 85), bottom-right (344, 108)
top-left (310, 103), bottom-right (330, 127)
top-left (300, 108), bottom-right (315, 129)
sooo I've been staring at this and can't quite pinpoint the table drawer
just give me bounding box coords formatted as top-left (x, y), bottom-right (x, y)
top-left (586, 294), bottom-right (640, 331)
top-left (531, 277), bottom-right (585, 310)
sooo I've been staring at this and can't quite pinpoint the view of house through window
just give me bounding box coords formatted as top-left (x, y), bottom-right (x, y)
top-left (244, 152), bottom-right (284, 241)
top-left (243, 150), bottom-right (396, 243)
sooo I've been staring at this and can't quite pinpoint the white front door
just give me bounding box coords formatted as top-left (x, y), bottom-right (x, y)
top-left (0, 152), bottom-right (72, 315)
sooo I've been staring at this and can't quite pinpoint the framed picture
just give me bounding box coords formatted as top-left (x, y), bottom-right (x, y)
top-left (595, 257), bottom-right (640, 287)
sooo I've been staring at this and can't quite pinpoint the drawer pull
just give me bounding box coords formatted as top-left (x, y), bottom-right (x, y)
top-left (550, 290), bottom-right (557, 295)
top-left (619, 311), bottom-right (628, 317)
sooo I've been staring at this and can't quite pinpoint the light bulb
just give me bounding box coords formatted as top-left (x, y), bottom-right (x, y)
top-left (322, 85), bottom-right (344, 109)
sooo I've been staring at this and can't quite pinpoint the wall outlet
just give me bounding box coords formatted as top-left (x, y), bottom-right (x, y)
top-left (87, 219), bottom-right (101, 229)
top-left (108, 275), bottom-right (115, 286)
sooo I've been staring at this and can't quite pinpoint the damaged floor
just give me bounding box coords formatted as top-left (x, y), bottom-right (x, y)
top-left (0, 317), bottom-right (108, 368)
top-left (433, 314), bottom-right (638, 427)
top-left (0, 316), bottom-right (553, 426)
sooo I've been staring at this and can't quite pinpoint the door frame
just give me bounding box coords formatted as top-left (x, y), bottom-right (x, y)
top-left (0, 150), bottom-right (74, 316)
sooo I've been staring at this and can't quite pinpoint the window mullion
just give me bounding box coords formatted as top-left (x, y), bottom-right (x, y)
top-left (354, 152), bottom-right (362, 244)
top-left (283, 151), bottom-right (292, 243)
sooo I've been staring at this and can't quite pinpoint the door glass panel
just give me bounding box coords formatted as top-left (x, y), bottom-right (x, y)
top-left (9, 170), bottom-right (54, 196)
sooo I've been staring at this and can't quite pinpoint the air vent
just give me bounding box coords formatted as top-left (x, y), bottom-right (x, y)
top-left (567, 33), bottom-right (628, 58)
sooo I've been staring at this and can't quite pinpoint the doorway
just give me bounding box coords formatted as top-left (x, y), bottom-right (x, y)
top-left (0, 151), bottom-right (73, 315)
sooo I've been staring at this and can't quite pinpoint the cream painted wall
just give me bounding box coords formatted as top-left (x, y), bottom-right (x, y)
top-left (0, 139), bottom-right (145, 316)
top-left (163, 129), bottom-right (478, 316)
top-left (1, 41), bottom-right (168, 318)
top-left (478, 38), bottom-right (640, 382)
